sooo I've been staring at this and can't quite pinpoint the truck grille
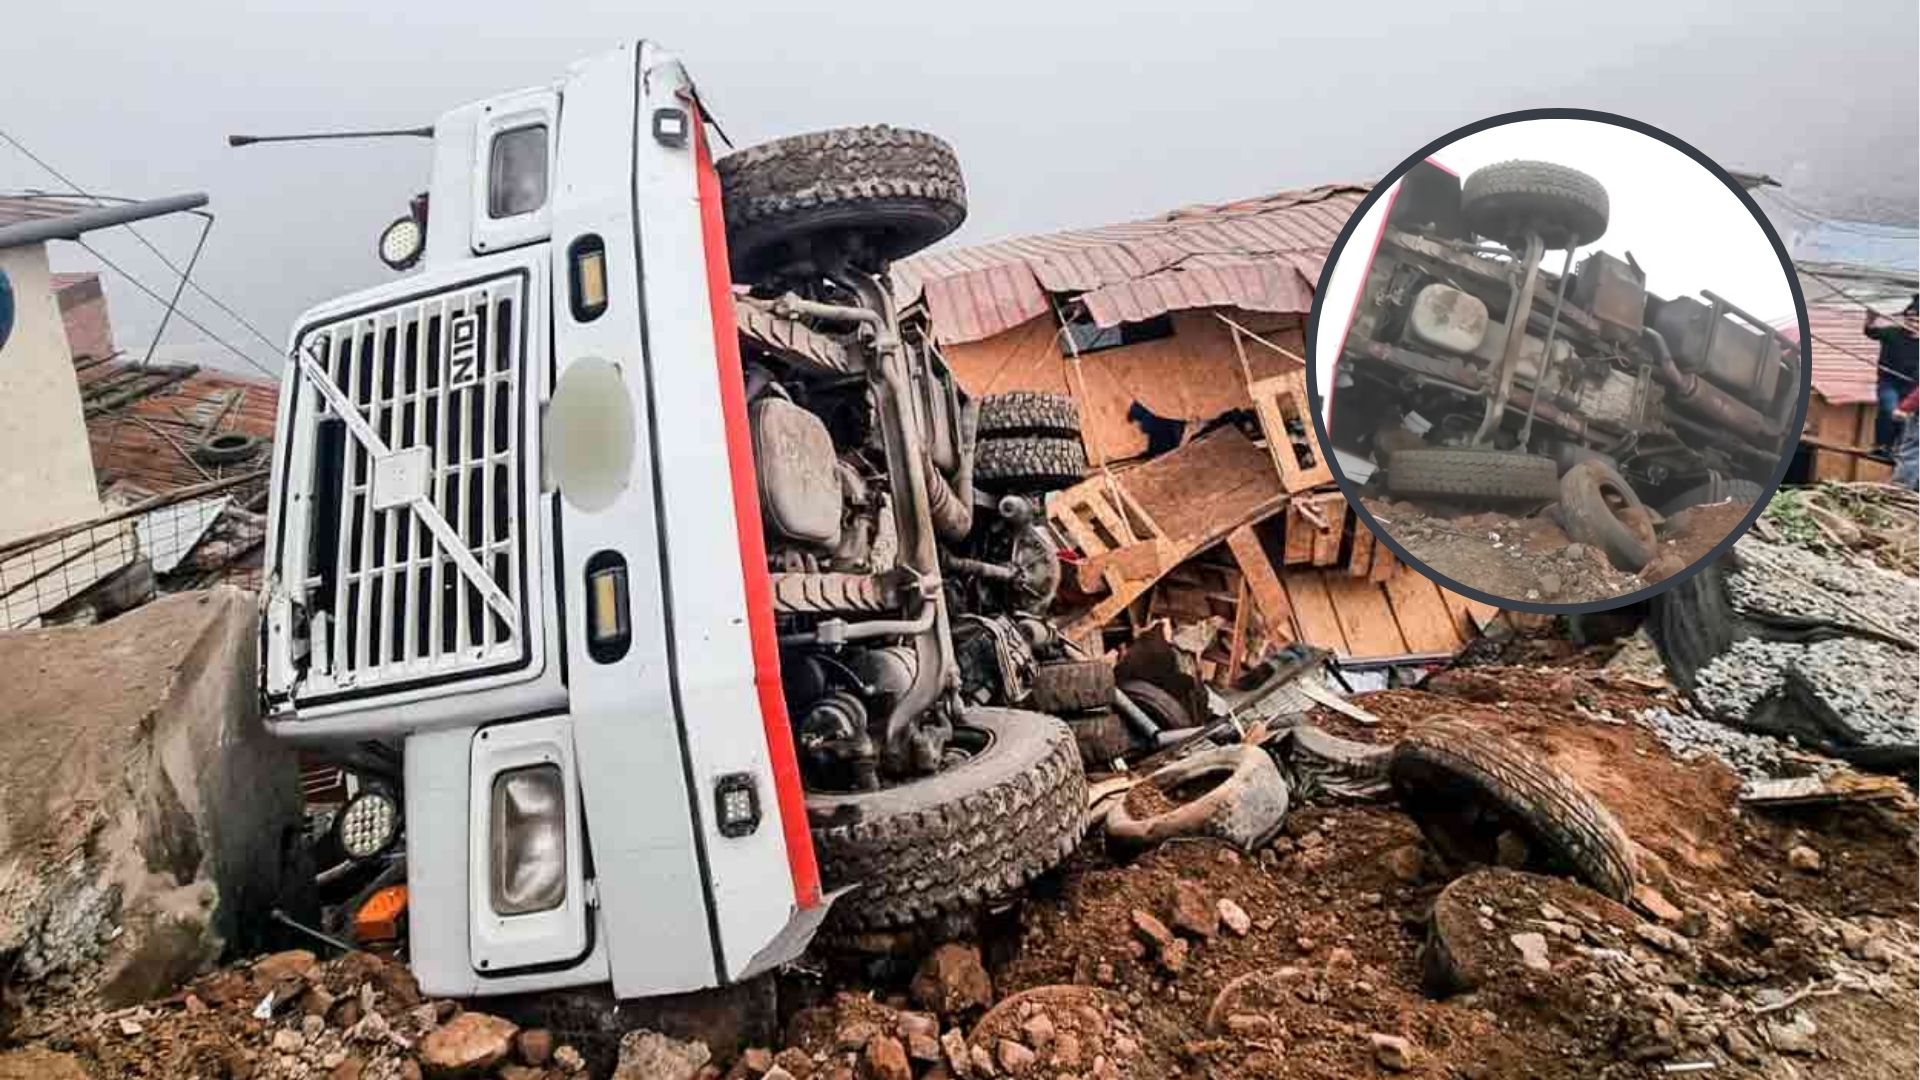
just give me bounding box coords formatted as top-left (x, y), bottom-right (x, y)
top-left (295, 274), bottom-right (527, 695)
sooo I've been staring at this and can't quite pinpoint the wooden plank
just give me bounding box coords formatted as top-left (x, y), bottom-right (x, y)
top-left (1309, 492), bottom-right (1345, 567)
top-left (1280, 571), bottom-right (1349, 655)
top-left (1225, 524), bottom-right (1294, 645)
top-left (1369, 541), bottom-right (1398, 582)
top-left (1248, 368), bottom-right (1335, 492)
top-left (1070, 538), bottom-right (1176, 594)
top-left (1348, 524), bottom-right (1375, 578)
top-left (1282, 498), bottom-right (1319, 565)
top-left (1121, 426), bottom-right (1285, 548)
top-left (1437, 586), bottom-right (1501, 636)
top-left (1384, 572), bottom-right (1463, 654)
top-left (1224, 577), bottom-right (1252, 685)
top-left (1323, 573), bottom-right (1409, 660)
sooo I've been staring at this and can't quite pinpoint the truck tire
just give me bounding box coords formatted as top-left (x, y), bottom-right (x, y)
top-left (1389, 719), bottom-right (1637, 901)
top-left (1461, 160), bottom-right (1609, 250)
top-left (975, 436), bottom-right (1087, 493)
top-left (1066, 710), bottom-right (1134, 769)
top-left (807, 709), bottom-right (1086, 930)
top-left (1116, 679), bottom-right (1193, 732)
top-left (1560, 459), bottom-right (1655, 572)
top-left (1661, 476), bottom-right (1765, 516)
top-left (1106, 745), bottom-right (1290, 852)
top-left (977, 392), bottom-right (1082, 440)
top-left (1385, 448), bottom-right (1560, 501)
top-left (716, 126), bottom-right (966, 281)
top-left (1031, 658), bottom-right (1116, 714)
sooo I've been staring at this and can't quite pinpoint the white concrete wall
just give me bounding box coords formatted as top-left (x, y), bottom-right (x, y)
top-left (0, 243), bottom-right (102, 545)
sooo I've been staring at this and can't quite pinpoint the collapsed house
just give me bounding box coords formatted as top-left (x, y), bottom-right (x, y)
top-left (894, 185), bottom-right (1501, 684)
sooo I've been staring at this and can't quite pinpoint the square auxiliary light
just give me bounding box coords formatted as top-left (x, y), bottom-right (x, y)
top-left (715, 772), bottom-right (760, 838)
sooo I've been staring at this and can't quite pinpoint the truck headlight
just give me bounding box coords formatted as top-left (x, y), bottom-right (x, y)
top-left (336, 790), bottom-right (399, 860)
top-left (488, 764), bottom-right (566, 915)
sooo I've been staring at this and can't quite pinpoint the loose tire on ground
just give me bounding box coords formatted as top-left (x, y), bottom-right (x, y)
top-left (1031, 658), bottom-right (1116, 714)
top-left (1106, 745), bottom-right (1290, 852)
top-left (1065, 710), bottom-right (1134, 770)
top-left (977, 392), bottom-right (1082, 440)
top-left (1461, 160), bottom-right (1610, 250)
top-left (716, 126), bottom-right (966, 281)
top-left (1388, 719), bottom-right (1638, 901)
top-left (1115, 679), bottom-right (1193, 732)
top-left (807, 709), bottom-right (1086, 930)
top-left (1560, 459), bottom-right (1656, 571)
top-left (1385, 448), bottom-right (1561, 502)
top-left (975, 436), bottom-right (1087, 493)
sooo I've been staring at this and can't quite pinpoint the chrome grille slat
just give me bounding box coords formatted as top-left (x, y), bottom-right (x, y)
top-left (295, 276), bottom-right (526, 694)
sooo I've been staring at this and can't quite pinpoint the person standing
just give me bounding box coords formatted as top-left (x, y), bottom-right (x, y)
top-left (1866, 296), bottom-right (1918, 455)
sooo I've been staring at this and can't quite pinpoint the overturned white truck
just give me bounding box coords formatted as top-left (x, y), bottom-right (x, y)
top-left (257, 43), bottom-right (1094, 1000)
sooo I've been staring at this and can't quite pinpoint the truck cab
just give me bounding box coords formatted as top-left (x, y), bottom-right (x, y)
top-left (260, 42), bottom-right (1088, 1001)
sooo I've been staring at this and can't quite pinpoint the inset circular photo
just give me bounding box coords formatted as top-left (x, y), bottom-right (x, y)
top-left (1308, 110), bottom-right (1811, 612)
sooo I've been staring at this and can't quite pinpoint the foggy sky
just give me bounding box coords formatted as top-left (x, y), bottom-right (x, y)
top-left (3, 0), bottom-right (1914, 376)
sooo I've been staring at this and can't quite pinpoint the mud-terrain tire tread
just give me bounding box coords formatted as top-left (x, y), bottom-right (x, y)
top-left (1461, 160), bottom-right (1610, 249)
top-left (1389, 720), bottom-right (1638, 900)
top-left (1560, 459), bottom-right (1655, 571)
top-left (807, 710), bottom-right (1086, 930)
top-left (977, 392), bottom-right (1082, 440)
top-left (1385, 448), bottom-right (1561, 501)
top-left (975, 436), bottom-right (1088, 493)
top-left (1066, 710), bottom-right (1134, 769)
top-left (716, 126), bottom-right (966, 280)
top-left (1031, 659), bottom-right (1116, 714)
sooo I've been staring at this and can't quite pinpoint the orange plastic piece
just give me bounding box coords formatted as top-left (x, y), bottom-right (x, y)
top-left (354, 884), bottom-right (408, 943)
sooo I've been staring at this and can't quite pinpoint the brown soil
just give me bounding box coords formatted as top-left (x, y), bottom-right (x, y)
top-left (1364, 495), bottom-right (1754, 605)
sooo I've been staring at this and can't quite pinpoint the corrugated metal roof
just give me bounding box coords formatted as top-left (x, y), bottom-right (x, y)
top-left (895, 184), bottom-right (1369, 345)
top-left (0, 194), bottom-right (97, 229)
top-left (1778, 302), bottom-right (1886, 406)
top-left (81, 359), bottom-right (280, 494)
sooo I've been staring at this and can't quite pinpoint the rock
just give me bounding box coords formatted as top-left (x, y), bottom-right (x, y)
top-left (1764, 1012), bottom-right (1818, 1055)
top-left (517, 1029), bottom-right (555, 1067)
top-left (1630, 885), bottom-right (1684, 924)
top-left (1636, 923), bottom-right (1689, 956)
top-left (301, 986), bottom-right (336, 1019)
top-left (1538, 572), bottom-right (1563, 597)
top-left (1158, 938), bottom-right (1189, 976)
top-left (1216, 898), bottom-right (1251, 937)
top-left (995, 1039), bottom-right (1036, 1076)
top-left (1052, 1032), bottom-right (1083, 1069)
top-left (1642, 553), bottom-right (1686, 583)
top-left (911, 944), bottom-right (994, 1016)
top-left (896, 1012), bottom-right (937, 1042)
top-left (1509, 932), bottom-right (1551, 973)
top-left (1369, 1033), bottom-right (1415, 1072)
top-left (1326, 946), bottom-right (1355, 968)
top-left (1382, 845), bottom-right (1424, 884)
top-left (499, 1068), bottom-right (548, 1080)
top-left (1168, 880), bottom-right (1218, 938)
top-left (1861, 937), bottom-right (1894, 965)
top-left (271, 1030), bottom-right (304, 1054)
top-left (940, 1030), bottom-right (972, 1076)
top-left (1225, 1014), bottom-right (1275, 1037)
top-left (1838, 922), bottom-right (1872, 958)
top-left (1130, 909), bottom-right (1175, 952)
top-left (1565, 543), bottom-right (1587, 562)
top-left (1722, 1027), bottom-right (1762, 1065)
top-left (763, 1070), bottom-right (796, 1080)
top-left (253, 950), bottom-right (319, 984)
top-left (301, 1013), bottom-right (326, 1039)
top-left (969, 1043), bottom-right (996, 1078)
top-left (1786, 845), bottom-right (1822, 873)
top-left (328, 1055), bottom-right (365, 1080)
top-left (553, 1046), bottom-right (587, 1074)
top-left (836, 1021), bottom-right (879, 1053)
top-left (1018, 1012), bottom-right (1054, 1050)
top-left (419, 1012), bottom-right (518, 1076)
top-left (906, 1033), bottom-right (941, 1064)
top-left (860, 1035), bottom-right (910, 1080)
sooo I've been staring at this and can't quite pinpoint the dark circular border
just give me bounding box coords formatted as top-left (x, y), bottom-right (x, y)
top-left (1304, 107), bottom-right (1813, 616)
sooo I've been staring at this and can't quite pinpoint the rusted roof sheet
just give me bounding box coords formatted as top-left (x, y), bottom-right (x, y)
top-left (0, 194), bottom-right (96, 229)
top-left (1779, 302), bottom-right (1883, 406)
top-left (80, 358), bottom-right (280, 494)
top-left (895, 184), bottom-right (1368, 345)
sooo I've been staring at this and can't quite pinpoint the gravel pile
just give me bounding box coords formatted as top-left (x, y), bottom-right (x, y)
top-left (1636, 703), bottom-right (1800, 781)
top-left (1691, 637), bottom-right (1919, 748)
top-left (1726, 539), bottom-right (1920, 640)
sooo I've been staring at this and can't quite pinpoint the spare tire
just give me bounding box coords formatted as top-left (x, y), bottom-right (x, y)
top-left (975, 436), bottom-right (1087, 493)
top-left (1385, 448), bottom-right (1560, 502)
top-left (1116, 679), bottom-right (1194, 732)
top-left (1560, 459), bottom-right (1655, 571)
top-left (1388, 719), bottom-right (1637, 901)
top-left (716, 125), bottom-right (967, 281)
top-left (1461, 160), bottom-right (1609, 250)
top-left (807, 709), bottom-right (1085, 930)
top-left (1106, 745), bottom-right (1290, 852)
top-left (1031, 658), bottom-right (1115, 714)
top-left (978, 391), bottom-right (1081, 440)
top-left (1065, 711), bottom-right (1134, 770)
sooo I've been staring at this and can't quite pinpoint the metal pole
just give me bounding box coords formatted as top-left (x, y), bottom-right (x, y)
top-left (1474, 232), bottom-right (1546, 446)
top-left (228, 126), bottom-right (433, 147)
top-left (141, 213), bottom-right (213, 367)
top-left (0, 192), bottom-right (209, 250)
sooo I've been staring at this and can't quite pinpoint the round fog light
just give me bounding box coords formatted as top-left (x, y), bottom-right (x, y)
top-left (336, 790), bottom-right (400, 860)
top-left (379, 215), bottom-right (424, 270)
